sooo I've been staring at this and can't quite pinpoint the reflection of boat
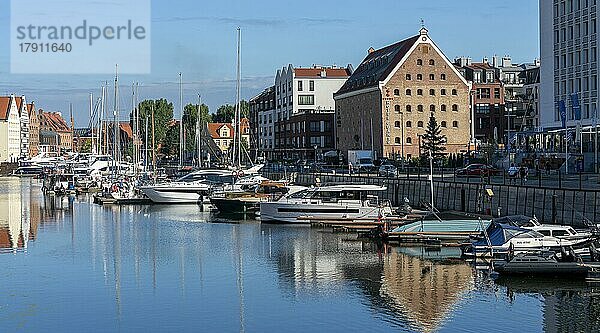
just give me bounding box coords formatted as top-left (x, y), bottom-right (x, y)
top-left (259, 184), bottom-right (393, 223)
top-left (494, 251), bottom-right (588, 276)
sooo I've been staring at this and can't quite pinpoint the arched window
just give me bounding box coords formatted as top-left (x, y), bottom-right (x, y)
top-left (406, 121), bottom-right (412, 127)
top-left (417, 105), bottom-right (424, 112)
top-left (452, 104), bottom-right (459, 111)
top-left (406, 137), bottom-right (412, 144)
top-left (394, 89), bottom-right (400, 96)
top-left (406, 74), bottom-right (412, 80)
top-left (430, 104), bottom-right (436, 112)
top-left (441, 104), bottom-right (447, 112)
top-left (417, 89), bottom-right (423, 95)
top-left (395, 105), bottom-right (401, 112)
top-left (429, 89), bottom-right (435, 96)
top-left (395, 137), bottom-right (401, 144)
top-left (417, 121), bottom-right (424, 128)
top-left (452, 89), bottom-right (458, 95)
top-left (453, 121), bottom-right (459, 127)
top-left (406, 89), bottom-right (412, 96)
top-left (417, 59), bottom-right (423, 65)
top-left (417, 74), bottom-right (423, 80)
top-left (394, 121), bottom-right (400, 127)
top-left (441, 121), bottom-right (447, 128)
top-left (429, 74), bottom-right (435, 80)
top-left (406, 105), bottom-right (412, 112)
top-left (441, 73), bottom-right (447, 80)
top-left (429, 59), bottom-right (435, 65)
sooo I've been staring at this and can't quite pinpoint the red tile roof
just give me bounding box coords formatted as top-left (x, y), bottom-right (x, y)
top-left (41, 112), bottom-right (70, 132)
top-left (207, 118), bottom-right (249, 139)
top-left (119, 122), bottom-right (133, 139)
top-left (294, 67), bottom-right (352, 78)
top-left (0, 97), bottom-right (10, 120)
top-left (27, 103), bottom-right (35, 117)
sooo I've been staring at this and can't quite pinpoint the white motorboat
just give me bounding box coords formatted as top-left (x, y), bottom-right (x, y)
top-left (494, 215), bottom-right (595, 242)
top-left (259, 184), bottom-right (393, 224)
top-left (139, 170), bottom-right (227, 204)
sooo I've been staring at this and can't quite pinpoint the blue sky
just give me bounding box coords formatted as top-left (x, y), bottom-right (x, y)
top-left (0, 0), bottom-right (540, 126)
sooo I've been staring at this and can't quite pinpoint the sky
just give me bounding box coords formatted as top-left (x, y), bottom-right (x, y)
top-left (0, 0), bottom-right (540, 127)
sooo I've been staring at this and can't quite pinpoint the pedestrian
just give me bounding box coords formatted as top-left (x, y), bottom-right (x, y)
top-left (545, 160), bottom-right (551, 175)
top-left (520, 165), bottom-right (528, 183)
top-left (349, 162), bottom-right (353, 175)
top-left (508, 163), bottom-right (518, 184)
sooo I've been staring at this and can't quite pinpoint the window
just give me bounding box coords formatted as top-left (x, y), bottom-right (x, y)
top-left (417, 59), bottom-right (423, 65)
top-left (298, 95), bottom-right (315, 105)
top-left (417, 105), bottom-right (424, 112)
top-left (417, 121), bottom-right (424, 128)
top-left (406, 74), bottom-right (412, 80)
top-left (452, 89), bottom-right (458, 96)
top-left (406, 121), bottom-right (412, 127)
top-left (406, 137), bottom-right (412, 144)
top-left (298, 81), bottom-right (303, 91)
top-left (429, 89), bottom-right (435, 96)
top-left (417, 74), bottom-right (423, 80)
top-left (452, 104), bottom-right (458, 111)
top-left (395, 137), bottom-right (401, 144)
top-left (309, 121), bottom-right (320, 132)
top-left (452, 121), bottom-right (458, 127)
top-left (441, 89), bottom-right (446, 95)
top-left (406, 89), bottom-right (412, 96)
top-left (429, 59), bottom-right (435, 66)
top-left (417, 89), bottom-right (423, 95)
top-left (441, 104), bottom-right (447, 111)
top-left (441, 121), bottom-right (447, 128)
top-left (440, 73), bottom-right (446, 80)
top-left (394, 89), bottom-right (400, 96)
top-left (394, 121), bottom-right (400, 128)
top-left (406, 105), bottom-right (412, 112)
top-left (430, 104), bottom-right (435, 112)
top-left (309, 80), bottom-right (314, 91)
top-left (429, 74), bottom-right (435, 80)
top-left (494, 88), bottom-right (501, 99)
top-left (395, 105), bottom-right (401, 112)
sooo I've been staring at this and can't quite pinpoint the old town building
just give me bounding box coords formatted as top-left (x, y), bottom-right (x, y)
top-left (0, 95), bottom-right (22, 162)
top-left (334, 28), bottom-right (471, 160)
top-left (207, 118), bottom-right (250, 154)
top-left (39, 111), bottom-right (73, 153)
top-left (27, 102), bottom-right (40, 157)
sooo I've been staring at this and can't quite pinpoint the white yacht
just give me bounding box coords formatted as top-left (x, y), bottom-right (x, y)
top-left (494, 215), bottom-right (595, 243)
top-left (139, 170), bottom-right (229, 204)
top-left (259, 184), bottom-right (393, 224)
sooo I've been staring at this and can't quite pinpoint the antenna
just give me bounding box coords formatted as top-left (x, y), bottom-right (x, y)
top-left (420, 18), bottom-right (425, 28)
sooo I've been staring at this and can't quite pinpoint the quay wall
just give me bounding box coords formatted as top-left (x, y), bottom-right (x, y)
top-left (263, 171), bottom-right (599, 227)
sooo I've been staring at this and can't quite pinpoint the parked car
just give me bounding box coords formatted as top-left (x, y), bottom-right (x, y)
top-left (455, 164), bottom-right (500, 177)
top-left (378, 164), bottom-right (398, 177)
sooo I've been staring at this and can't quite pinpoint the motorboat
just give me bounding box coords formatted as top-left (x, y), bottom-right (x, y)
top-left (386, 218), bottom-right (491, 243)
top-left (210, 181), bottom-right (304, 214)
top-left (13, 163), bottom-right (44, 177)
top-left (494, 215), bottom-right (596, 243)
top-left (493, 251), bottom-right (588, 276)
top-left (463, 222), bottom-right (596, 258)
top-left (259, 184), bottom-right (393, 224)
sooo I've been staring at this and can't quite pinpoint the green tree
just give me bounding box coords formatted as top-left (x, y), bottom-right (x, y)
top-left (211, 100), bottom-right (249, 123)
top-left (182, 103), bottom-right (210, 153)
top-left (80, 139), bottom-right (92, 153)
top-left (135, 99), bottom-right (174, 150)
top-left (421, 114), bottom-right (447, 160)
top-left (162, 123), bottom-right (180, 156)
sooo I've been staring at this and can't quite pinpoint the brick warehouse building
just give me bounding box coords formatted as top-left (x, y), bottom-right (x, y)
top-left (334, 28), bottom-right (471, 160)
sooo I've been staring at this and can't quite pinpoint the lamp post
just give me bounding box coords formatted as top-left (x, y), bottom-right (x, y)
top-left (400, 111), bottom-right (405, 170)
top-left (314, 145), bottom-right (318, 164)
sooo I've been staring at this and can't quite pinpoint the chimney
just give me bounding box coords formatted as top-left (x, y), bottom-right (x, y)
top-left (492, 55), bottom-right (499, 67)
top-left (482, 57), bottom-right (489, 64)
top-left (466, 57), bottom-right (472, 66)
top-left (502, 56), bottom-right (512, 68)
top-left (321, 69), bottom-right (327, 77)
top-left (368, 47), bottom-right (375, 54)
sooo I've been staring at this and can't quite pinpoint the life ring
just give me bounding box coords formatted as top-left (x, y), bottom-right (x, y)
top-left (237, 170), bottom-right (245, 177)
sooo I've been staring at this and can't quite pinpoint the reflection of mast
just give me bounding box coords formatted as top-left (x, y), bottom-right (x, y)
top-left (234, 225), bottom-right (245, 333)
top-left (112, 208), bottom-right (122, 319)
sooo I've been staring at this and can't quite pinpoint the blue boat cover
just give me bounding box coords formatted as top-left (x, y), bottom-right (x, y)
top-left (473, 223), bottom-right (533, 247)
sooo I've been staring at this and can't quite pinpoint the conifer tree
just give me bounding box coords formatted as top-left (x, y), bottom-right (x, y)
top-left (421, 113), bottom-right (447, 160)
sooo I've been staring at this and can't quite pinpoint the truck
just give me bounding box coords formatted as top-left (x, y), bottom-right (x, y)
top-left (347, 150), bottom-right (375, 172)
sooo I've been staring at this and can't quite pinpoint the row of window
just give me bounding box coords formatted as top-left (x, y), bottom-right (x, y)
top-left (297, 80), bottom-right (315, 92)
top-left (393, 120), bottom-right (459, 129)
top-left (554, 0), bottom-right (596, 18)
top-left (395, 88), bottom-right (458, 96)
top-left (554, 19), bottom-right (597, 44)
top-left (554, 47), bottom-right (597, 69)
top-left (395, 104), bottom-right (460, 112)
top-left (404, 73), bottom-right (447, 81)
top-left (554, 75), bottom-right (598, 95)
top-left (416, 59), bottom-right (436, 66)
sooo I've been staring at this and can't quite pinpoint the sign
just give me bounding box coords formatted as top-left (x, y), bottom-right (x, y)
top-left (558, 100), bottom-right (567, 128)
top-left (570, 93), bottom-right (581, 120)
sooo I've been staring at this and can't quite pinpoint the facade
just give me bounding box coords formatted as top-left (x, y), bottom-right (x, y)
top-left (540, 0), bottom-right (598, 128)
top-left (249, 86), bottom-right (275, 160)
top-left (456, 59), bottom-right (505, 144)
top-left (207, 118), bottom-right (250, 153)
top-left (334, 28), bottom-right (471, 160)
top-left (0, 95), bottom-right (23, 163)
top-left (14, 96), bottom-right (29, 158)
top-left (274, 64), bottom-right (352, 160)
top-left (27, 103), bottom-right (39, 157)
top-left (39, 111), bottom-right (73, 153)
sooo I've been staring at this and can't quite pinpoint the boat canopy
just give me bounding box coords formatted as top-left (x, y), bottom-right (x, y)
top-left (391, 219), bottom-right (489, 233)
top-left (314, 184), bottom-right (387, 192)
top-left (473, 223), bottom-right (543, 247)
top-left (492, 215), bottom-right (539, 227)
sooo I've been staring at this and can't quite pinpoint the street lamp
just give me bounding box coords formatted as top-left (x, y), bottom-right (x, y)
top-left (314, 145), bottom-right (318, 164)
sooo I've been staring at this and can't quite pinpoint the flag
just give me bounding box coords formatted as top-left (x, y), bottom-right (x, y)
top-left (570, 93), bottom-right (581, 120)
top-left (559, 100), bottom-right (567, 128)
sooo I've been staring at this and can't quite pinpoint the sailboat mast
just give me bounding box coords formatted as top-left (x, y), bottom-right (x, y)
top-left (197, 94), bottom-right (202, 168)
top-left (131, 83), bottom-right (137, 177)
top-left (113, 64), bottom-right (119, 176)
top-left (235, 27), bottom-right (242, 168)
top-left (90, 93), bottom-right (95, 154)
top-left (179, 72), bottom-right (184, 168)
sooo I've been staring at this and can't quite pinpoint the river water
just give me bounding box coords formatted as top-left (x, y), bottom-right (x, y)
top-left (0, 178), bottom-right (598, 332)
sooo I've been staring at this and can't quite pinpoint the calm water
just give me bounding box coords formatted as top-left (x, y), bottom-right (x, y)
top-left (0, 178), bottom-right (599, 333)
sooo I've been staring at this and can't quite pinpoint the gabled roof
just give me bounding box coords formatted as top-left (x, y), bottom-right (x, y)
top-left (41, 112), bottom-right (70, 132)
top-left (0, 97), bottom-right (11, 120)
top-left (27, 103), bottom-right (35, 117)
top-left (119, 122), bottom-right (132, 139)
top-left (294, 67), bottom-right (352, 78)
top-left (208, 123), bottom-right (233, 139)
top-left (336, 34), bottom-right (420, 95)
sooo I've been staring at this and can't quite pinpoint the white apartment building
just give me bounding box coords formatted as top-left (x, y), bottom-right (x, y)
top-left (540, 0), bottom-right (599, 128)
top-left (0, 95), bottom-right (23, 163)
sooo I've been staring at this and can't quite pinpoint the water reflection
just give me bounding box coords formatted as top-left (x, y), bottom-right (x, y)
top-left (1, 177), bottom-right (599, 332)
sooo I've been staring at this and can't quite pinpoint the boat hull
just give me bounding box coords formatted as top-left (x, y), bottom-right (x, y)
top-left (211, 197), bottom-right (260, 214)
top-left (140, 186), bottom-right (209, 204)
top-left (259, 201), bottom-right (383, 224)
